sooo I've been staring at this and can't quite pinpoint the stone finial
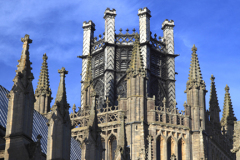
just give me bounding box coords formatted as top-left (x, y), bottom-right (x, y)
top-left (105, 97), bottom-right (110, 108)
top-left (221, 84), bottom-right (237, 126)
top-left (21, 34), bottom-right (32, 44)
top-left (72, 104), bottom-right (76, 113)
top-left (58, 67), bottom-right (68, 77)
top-left (126, 33), bottom-right (145, 77)
top-left (191, 44), bottom-right (197, 53)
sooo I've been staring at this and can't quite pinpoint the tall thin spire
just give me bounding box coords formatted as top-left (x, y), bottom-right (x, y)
top-left (52, 67), bottom-right (69, 116)
top-left (221, 85), bottom-right (237, 126)
top-left (209, 75), bottom-right (220, 124)
top-left (188, 45), bottom-right (203, 82)
top-left (126, 33), bottom-right (145, 77)
top-left (34, 53), bottom-right (52, 114)
top-left (35, 53), bottom-right (51, 94)
top-left (15, 34), bottom-right (34, 86)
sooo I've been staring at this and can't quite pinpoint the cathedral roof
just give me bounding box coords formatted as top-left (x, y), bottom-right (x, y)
top-left (35, 53), bottom-right (51, 96)
top-left (221, 85), bottom-right (237, 125)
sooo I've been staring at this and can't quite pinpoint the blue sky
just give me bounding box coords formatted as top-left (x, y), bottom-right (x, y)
top-left (0, 0), bottom-right (239, 120)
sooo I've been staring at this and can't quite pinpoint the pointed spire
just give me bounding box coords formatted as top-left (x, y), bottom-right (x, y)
top-left (126, 33), bottom-right (145, 77)
top-left (15, 34), bottom-right (34, 86)
top-left (35, 53), bottom-right (51, 94)
top-left (188, 44), bottom-right (204, 82)
top-left (209, 75), bottom-right (220, 124)
top-left (83, 53), bottom-right (93, 89)
top-left (52, 67), bottom-right (69, 116)
top-left (221, 85), bottom-right (237, 126)
top-left (34, 53), bottom-right (52, 114)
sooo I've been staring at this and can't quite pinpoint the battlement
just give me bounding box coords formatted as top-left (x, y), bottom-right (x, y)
top-left (138, 7), bottom-right (151, 17)
top-left (82, 20), bottom-right (95, 30)
top-left (104, 8), bottom-right (116, 19)
top-left (161, 19), bottom-right (175, 30)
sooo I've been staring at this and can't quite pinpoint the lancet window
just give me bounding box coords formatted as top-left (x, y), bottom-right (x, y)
top-left (92, 52), bottom-right (104, 78)
top-left (109, 135), bottom-right (117, 160)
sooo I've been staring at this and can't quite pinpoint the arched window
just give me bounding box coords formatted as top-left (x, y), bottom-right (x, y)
top-left (156, 136), bottom-right (164, 160)
top-left (101, 137), bottom-right (105, 160)
top-left (167, 138), bottom-right (172, 160)
top-left (178, 138), bottom-right (185, 160)
top-left (109, 135), bottom-right (117, 160)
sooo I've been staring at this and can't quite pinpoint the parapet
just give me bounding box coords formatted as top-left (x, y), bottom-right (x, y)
top-left (161, 19), bottom-right (174, 30)
top-left (138, 7), bottom-right (151, 18)
top-left (82, 20), bottom-right (95, 30)
top-left (104, 8), bottom-right (117, 19)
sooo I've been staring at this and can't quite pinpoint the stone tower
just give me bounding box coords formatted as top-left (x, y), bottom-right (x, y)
top-left (34, 53), bottom-right (52, 115)
top-left (70, 8), bottom-right (236, 160)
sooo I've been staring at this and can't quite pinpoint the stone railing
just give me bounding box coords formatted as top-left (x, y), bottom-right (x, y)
top-left (115, 28), bottom-right (137, 45)
top-left (149, 34), bottom-right (165, 52)
top-left (154, 105), bottom-right (186, 127)
top-left (91, 34), bottom-right (105, 53)
top-left (70, 104), bottom-right (120, 128)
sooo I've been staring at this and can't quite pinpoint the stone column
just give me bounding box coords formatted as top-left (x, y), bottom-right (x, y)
top-left (81, 20), bottom-right (95, 107)
top-left (162, 19), bottom-right (176, 108)
top-left (104, 8), bottom-right (116, 105)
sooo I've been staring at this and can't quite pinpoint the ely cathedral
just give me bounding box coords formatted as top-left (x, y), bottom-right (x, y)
top-left (0, 7), bottom-right (239, 160)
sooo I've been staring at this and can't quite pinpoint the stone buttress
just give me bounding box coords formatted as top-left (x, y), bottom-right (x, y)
top-left (4, 34), bottom-right (44, 160)
top-left (46, 67), bottom-right (71, 160)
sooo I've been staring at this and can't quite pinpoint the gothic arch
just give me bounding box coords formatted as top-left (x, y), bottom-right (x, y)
top-left (177, 138), bottom-right (185, 160)
top-left (108, 134), bottom-right (117, 160)
top-left (93, 79), bottom-right (104, 109)
top-left (156, 135), bottom-right (164, 160)
top-left (167, 136), bottom-right (175, 160)
top-left (116, 74), bottom-right (127, 100)
top-left (101, 137), bottom-right (106, 160)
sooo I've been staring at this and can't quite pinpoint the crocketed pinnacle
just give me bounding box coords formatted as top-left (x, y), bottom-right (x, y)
top-left (35, 53), bottom-right (51, 95)
top-left (209, 75), bottom-right (220, 123)
top-left (83, 53), bottom-right (93, 89)
top-left (15, 34), bottom-right (34, 86)
top-left (186, 45), bottom-right (206, 90)
top-left (126, 33), bottom-right (145, 77)
top-left (188, 44), bottom-right (203, 82)
top-left (53, 67), bottom-right (69, 114)
top-left (221, 85), bottom-right (237, 126)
